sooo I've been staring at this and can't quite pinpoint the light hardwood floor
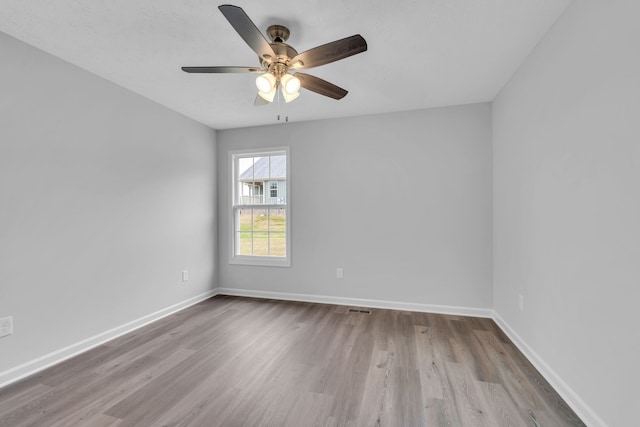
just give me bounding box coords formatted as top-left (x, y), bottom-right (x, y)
top-left (0, 296), bottom-right (585, 426)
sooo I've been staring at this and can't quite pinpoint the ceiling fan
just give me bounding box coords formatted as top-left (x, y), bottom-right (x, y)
top-left (182, 4), bottom-right (367, 105)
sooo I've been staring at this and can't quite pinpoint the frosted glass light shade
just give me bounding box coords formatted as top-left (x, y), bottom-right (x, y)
top-left (281, 89), bottom-right (300, 103)
top-left (281, 74), bottom-right (301, 95)
top-left (256, 73), bottom-right (276, 94)
top-left (258, 86), bottom-right (276, 102)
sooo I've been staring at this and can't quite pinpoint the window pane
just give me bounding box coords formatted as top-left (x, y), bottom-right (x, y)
top-left (239, 182), bottom-right (264, 205)
top-left (239, 183), bottom-right (249, 205)
top-left (269, 233), bottom-right (286, 257)
top-left (269, 208), bottom-right (286, 257)
top-left (253, 208), bottom-right (268, 232)
top-left (269, 208), bottom-right (286, 232)
top-left (238, 157), bottom-right (254, 180)
top-left (237, 158), bottom-right (254, 205)
top-left (237, 232), bottom-right (252, 256)
top-left (253, 232), bottom-right (269, 256)
top-left (238, 208), bottom-right (252, 232)
top-left (270, 155), bottom-right (286, 179)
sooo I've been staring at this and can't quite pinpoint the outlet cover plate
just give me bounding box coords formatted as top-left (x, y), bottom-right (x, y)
top-left (0, 316), bottom-right (13, 338)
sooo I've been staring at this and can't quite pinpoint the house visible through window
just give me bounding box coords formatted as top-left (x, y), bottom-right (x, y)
top-left (231, 148), bottom-right (290, 267)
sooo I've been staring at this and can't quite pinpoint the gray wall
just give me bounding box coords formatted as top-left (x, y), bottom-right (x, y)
top-left (5, 2), bottom-right (632, 423)
top-left (493, 1), bottom-right (640, 426)
top-left (218, 104), bottom-right (493, 309)
top-left (0, 33), bottom-right (217, 373)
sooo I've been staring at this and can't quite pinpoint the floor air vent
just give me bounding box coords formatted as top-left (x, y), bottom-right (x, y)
top-left (348, 308), bottom-right (371, 314)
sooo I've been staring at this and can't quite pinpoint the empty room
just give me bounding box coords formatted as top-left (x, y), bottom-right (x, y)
top-left (0, 1), bottom-right (637, 426)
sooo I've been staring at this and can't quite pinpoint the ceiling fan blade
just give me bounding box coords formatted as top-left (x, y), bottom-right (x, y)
top-left (181, 66), bottom-right (262, 73)
top-left (218, 5), bottom-right (276, 62)
top-left (254, 93), bottom-right (270, 106)
top-left (296, 73), bottom-right (348, 100)
top-left (290, 35), bottom-right (367, 70)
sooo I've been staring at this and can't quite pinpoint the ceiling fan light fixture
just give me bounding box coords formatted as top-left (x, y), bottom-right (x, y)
top-left (282, 90), bottom-right (300, 103)
top-left (257, 86), bottom-right (277, 102)
top-left (281, 74), bottom-right (301, 95)
top-left (256, 73), bottom-right (276, 94)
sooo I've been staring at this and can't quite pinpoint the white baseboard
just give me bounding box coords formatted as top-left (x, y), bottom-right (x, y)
top-left (0, 289), bottom-right (218, 389)
top-left (214, 287), bottom-right (493, 318)
top-left (492, 312), bottom-right (608, 427)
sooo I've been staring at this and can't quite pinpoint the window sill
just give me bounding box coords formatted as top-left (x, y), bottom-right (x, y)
top-left (229, 256), bottom-right (291, 267)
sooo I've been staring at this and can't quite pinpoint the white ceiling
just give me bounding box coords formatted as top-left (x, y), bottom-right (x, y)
top-left (0, 0), bottom-right (571, 130)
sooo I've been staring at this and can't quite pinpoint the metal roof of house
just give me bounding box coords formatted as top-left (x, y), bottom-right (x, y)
top-left (239, 155), bottom-right (286, 181)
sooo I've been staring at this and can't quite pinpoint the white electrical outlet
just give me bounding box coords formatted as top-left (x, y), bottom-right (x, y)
top-left (0, 316), bottom-right (13, 338)
top-left (182, 270), bottom-right (189, 282)
top-left (518, 294), bottom-right (525, 312)
top-left (336, 268), bottom-right (344, 279)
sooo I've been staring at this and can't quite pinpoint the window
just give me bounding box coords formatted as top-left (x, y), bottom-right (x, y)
top-left (230, 147), bottom-right (290, 267)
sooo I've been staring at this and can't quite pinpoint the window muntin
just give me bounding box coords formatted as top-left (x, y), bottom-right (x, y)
top-left (231, 148), bottom-right (290, 266)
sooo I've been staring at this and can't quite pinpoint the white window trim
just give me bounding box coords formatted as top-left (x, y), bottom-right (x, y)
top-left (229, 147), bottom-right (291, 267)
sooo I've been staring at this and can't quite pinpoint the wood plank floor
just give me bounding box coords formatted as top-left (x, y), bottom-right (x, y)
top-left (0, 296), bottom-right (585, 426)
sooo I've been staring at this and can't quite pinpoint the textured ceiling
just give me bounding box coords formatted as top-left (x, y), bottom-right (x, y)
top-left (0, 0), bottom-right (572, 130)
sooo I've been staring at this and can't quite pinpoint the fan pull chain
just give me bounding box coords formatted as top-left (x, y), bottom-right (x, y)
top-left (274, 86), bottom-right (289, 123)
top-left (284, 91), bottom-right (289, 123)
top-left (277, 86), bottom-right (281, 121)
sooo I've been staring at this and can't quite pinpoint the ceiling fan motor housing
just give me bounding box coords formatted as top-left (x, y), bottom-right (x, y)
top-left (267, 25), bottom-right (290, 42)
top-left (260, 31), bottom-right (299, 79)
